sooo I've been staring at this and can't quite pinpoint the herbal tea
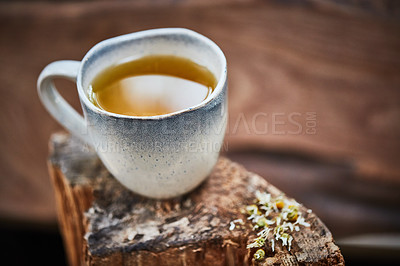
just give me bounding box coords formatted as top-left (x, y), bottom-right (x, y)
top-left (89, 55), bottom-right (217, 116)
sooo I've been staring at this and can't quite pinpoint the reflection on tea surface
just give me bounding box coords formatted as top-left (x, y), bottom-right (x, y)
top-left (89, 55), bottom-right (217, 116)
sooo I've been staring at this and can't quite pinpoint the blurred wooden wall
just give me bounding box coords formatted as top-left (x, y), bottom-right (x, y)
top-left (0, 0), bottom-right (399, 227)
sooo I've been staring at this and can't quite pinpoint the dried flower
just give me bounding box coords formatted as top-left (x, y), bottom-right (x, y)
top-left (254, 249), bottom-right (265, 261)
top-left (243, 190), bottom-right (311, 253)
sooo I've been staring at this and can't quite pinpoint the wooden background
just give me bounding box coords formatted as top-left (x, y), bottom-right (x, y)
top-left (0, 0), bottom-right (399, 241)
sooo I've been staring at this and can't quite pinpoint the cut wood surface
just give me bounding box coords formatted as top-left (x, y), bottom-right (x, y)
top-left (49, 132), bottom-right (344, 265)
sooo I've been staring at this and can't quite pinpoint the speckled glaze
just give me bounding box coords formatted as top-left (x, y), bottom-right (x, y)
top-left (38, 28), bottom-right (227, 199)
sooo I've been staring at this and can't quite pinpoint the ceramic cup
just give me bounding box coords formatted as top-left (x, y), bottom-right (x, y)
top-left (38, 28), bottom-right (227, 199)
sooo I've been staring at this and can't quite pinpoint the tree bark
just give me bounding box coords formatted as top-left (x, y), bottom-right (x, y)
top-left (48, 132), bottom-right (344, 265)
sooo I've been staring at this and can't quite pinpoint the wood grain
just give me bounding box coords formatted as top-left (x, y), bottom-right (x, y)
top-left (49, 133), bottom-right (344, 265)
top-left (0, 1), bottom-right (399, 226)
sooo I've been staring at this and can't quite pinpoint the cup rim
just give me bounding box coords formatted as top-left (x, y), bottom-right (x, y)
top-left (77, 28), bottom-right (227, 120)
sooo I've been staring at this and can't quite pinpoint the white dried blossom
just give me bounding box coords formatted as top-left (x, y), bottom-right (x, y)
top-left (288, 235), bottom-right (294, 251)
top-left (295, 215), bottom-right (310, 227)
top-left (233, 219), bottom-right (244, 224)
top-left (257, 228), bottom-right (270, 237)
top-left (238, 191), bottom-right (310, 255)
top-left (256, 191), bottom-right (271, 205)
top-left (229, 218), bottom-right (245, 230)
top-left (229, 221), bottom-right (235, 231)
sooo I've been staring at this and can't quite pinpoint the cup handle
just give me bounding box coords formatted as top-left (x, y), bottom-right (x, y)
top-left (37, 60), bottom-right (92, 146)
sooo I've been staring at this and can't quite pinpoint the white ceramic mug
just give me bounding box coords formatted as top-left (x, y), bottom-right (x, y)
top-left (38, 28), bottom-right (227, 199)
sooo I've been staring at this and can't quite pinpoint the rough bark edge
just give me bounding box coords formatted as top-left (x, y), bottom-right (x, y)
top-left (48, 163), bottom-right (93, 266)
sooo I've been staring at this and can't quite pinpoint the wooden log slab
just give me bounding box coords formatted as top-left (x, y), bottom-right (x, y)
top-left (48, 132), bottom-right (344, 265)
